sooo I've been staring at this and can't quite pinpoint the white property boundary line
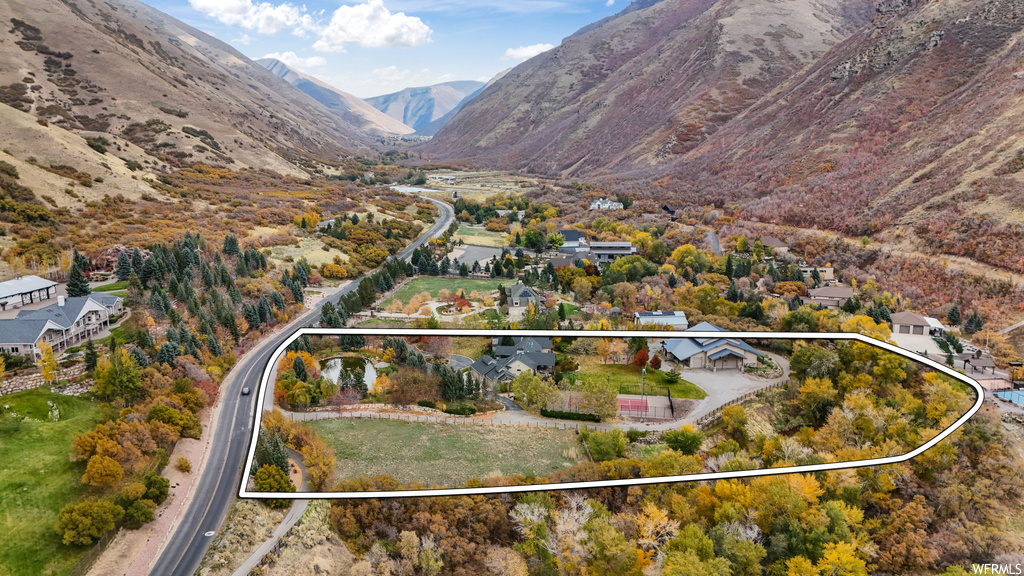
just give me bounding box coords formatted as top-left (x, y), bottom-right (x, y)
top-left (239, 329), bottom-right (985, 499)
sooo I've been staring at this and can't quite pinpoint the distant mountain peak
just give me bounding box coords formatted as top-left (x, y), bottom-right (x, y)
top-left (365, 81), bottom-right (486, 135)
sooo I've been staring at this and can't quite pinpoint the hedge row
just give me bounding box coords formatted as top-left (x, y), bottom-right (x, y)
top-left (444, 404), bottom-right (477, 416)
top-left (540, 409), bottom-right (601, 423)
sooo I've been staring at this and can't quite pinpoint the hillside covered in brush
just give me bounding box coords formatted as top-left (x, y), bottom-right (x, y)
top-left (427, 0), bottom-right (1024, 274)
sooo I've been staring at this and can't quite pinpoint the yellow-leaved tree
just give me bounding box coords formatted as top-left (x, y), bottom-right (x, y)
top-left (37, 341), bottom-right (59, 384)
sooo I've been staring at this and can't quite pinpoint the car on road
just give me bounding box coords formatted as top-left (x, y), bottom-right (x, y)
top-left (241, 387), bottom-right (250, 395)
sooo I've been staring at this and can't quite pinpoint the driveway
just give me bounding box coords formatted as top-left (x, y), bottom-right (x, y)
top-left (681, 353), bottom-right (790, 421)
top-left (449, 354), bottom-right (473, 370)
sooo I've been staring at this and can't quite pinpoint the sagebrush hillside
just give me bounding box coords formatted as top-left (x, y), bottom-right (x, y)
top-left (0, 0), bottom-right (375, 182)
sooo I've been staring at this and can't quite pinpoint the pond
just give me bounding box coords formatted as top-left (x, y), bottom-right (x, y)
top-left (321, 357), bottom-right (379, 393)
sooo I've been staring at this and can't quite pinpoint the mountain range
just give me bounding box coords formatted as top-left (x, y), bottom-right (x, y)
top-left (257, 58), bottom-right (415, 137)
top-left (365, 80), bottom-right (486, 136)
top-left (426, 0), bottom-right (1024, 273)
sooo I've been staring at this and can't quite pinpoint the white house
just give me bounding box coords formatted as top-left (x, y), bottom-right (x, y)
top-left (0, 275), bottom-right (58, 311)
top-left (589, 242), bottom-right (637, 262)
top-left (590, 198), bottom-right (624, 211)
top-left (0, 294), bottom-right (123, 357)
top-left (890, 311), bottom-right (945, 356)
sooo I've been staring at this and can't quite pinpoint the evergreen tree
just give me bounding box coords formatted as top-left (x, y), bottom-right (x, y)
top-left (116, 252), bottom-right (132, 282)
top-left (459, 263), bottom-right (469, 277)
top-left (129, 347), bottom-right (149, 368)
top-left (947, 304), bottom-right (962, 326)
top-left (841, 296), bottom-right (861, 314)
top-left (156, 343), bottom-right (179, 366)
top-left (84, 339), bottom-right (99, 372)
top-left (810, 267), bottom-right (822, 288)
top-left (293, 356), bottom-right (308, 381)
top-left (724, 255), bottom-right (734, 278)
top-left (964, 311), bottom-right (984, 334)
top-left (726, 281), bottom-right (740, 303)
top-left (222, 234), bottom-right (240, 256)
top-left (131, 247), bottom-right (144, 277)
top-left (67, 264), bottom-right (91, 297)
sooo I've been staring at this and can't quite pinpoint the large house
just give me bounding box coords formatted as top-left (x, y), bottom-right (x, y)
top-left (0, 294), bottom-right (123, 358)
top-left (491, 336), bottom-right (553, 356)
top-left (505, 282), bottom-right (547, 321)
top-left (589, 242), bottom-right (637, 262)
top-left (802, 285), bottom-right (855, 309)
top-left (662, 321), bottom-right (762, 371)
top-left (590, 198), bottom-right (624, 211)
top-left (633, 311), bottom-right (689, 330)
top-left (471, 348), bottom-right (556, 387)
top-left (799, 262), bottom-right (836, 283)
top-left (0, 275), bottom-right (58, 311)
top-left (890, 311), bottom-right (947, 356)
top-left (558, 229), bottom-right (589, 254)
top-left (758, 236), bottom-right (789, 256)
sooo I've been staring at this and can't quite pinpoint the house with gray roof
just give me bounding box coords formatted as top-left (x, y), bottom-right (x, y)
top-left (662, 321), bottom-right (762, 371)
top-left (557, 229), bottom-right (588, 254)
top-left (471, 349), bottom-right (556, 387)
top-left (490, 336), bottom-right (553, 356)
top-left (0, 275), bottom-right (58, 311)
top-left (589, 241), bottom-right (637, 262)
top-left (505, 281), bottom-right (546, 321)
top-left (0, 294), bottom-right (123, 358)
top-left (802, 285), bottom-right (855, 309)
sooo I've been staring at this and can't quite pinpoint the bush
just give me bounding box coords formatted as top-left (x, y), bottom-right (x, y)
top-left (626, 429), bottom-right (649, 443)
top-left (144, 474), bottom-right (170, 505)
top-left (662, 425), bottom-right (704, 455)
top-left (123, 499), bottom-right (156, 529)
top-left (540, 409), bottom-right (601, 423)
top-left (175, 457), bottom-right (192, 473)
top-left (253, 464), bottom-right (295, 508)
top-left (417, 400), bottom-right (437, 409)
top-left (581, 428), bottom-right (626, 462)
top-left (443, 404), bottom-right (477, 416)
top-left (55, 501), bottom-right (124, 545)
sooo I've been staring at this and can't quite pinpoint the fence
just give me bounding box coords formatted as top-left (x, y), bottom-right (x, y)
top-left (694, 381), bottom-right (788, 430)
top-left (65, 523), bottom-right (121, 576)
top-left (617, 405), bottom-right (676, 420)
top-left (617, 383), bottom-right (670, 397)
top-left (289, 409), bottom-right (604, 431)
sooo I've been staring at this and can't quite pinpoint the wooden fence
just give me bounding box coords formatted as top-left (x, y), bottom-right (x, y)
top-left (694, 381), bottom-right (788, 430)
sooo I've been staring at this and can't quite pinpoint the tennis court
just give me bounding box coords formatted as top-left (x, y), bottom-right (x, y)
top-left (617, 394), bottom-right (673, 418)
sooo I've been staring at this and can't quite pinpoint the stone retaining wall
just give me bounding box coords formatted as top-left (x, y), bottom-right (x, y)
top-left (0, 364), bottom-right (88, 397)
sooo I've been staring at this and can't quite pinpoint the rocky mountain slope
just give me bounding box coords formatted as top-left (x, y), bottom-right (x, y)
top-left (0, 0), bottom-right (376, 185)
top-left (257, 58), bottom-right (415, 137)
top-left (427, 0), bottom-right (1024, 274)
top-left (366, 81), bottom-right (485, 135)
top-left (426, 0), bottom-right (877, 173)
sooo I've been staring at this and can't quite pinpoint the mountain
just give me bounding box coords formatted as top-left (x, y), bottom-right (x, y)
top-left (365, 81), bottom-right (486, 135)
top-left (416, 70), bottom-right (511, 137)
top-left (425, 0), bottom-right (876, 173)
top-left (0, 0), bottom-right (376, 181)
top-left (257, 58), bottom-right (415, 136)
top-left (426, 0), bottom-right (1024, 274)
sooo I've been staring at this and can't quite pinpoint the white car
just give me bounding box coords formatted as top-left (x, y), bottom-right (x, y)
top-left (241, 387), bottom-right (250, 395)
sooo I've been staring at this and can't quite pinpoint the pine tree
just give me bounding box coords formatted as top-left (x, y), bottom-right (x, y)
top-left (131, 247), bottom-right (144, 276)
top-left (293, 356), bottom-right (308, 381)
top-left (947, 304), bottom-right (961, 326)
top-left (724, 255), bottom-right (734, 278)
top-left (67, 264), bottom-right (91, 297)
top-left (116, 252), bottom-right (132, 282)
top-left (964, 311), bottom-right (984, 334)
top-left (726, 281), bottom-right (740, 303)
top-left (84, 339), bottom-right (99, 372)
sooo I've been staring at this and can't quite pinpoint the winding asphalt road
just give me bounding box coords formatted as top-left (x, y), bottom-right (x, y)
top-left (150, 198), bottom-right (454, 576)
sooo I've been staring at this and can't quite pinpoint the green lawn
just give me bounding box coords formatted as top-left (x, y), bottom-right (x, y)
top-left (356, 319), bottom-right (412, 329)
top-left (382, 277), bottom-right (506, 308)
top-left (575, 356), bottom-right (706, 400)
top-left (454, 225), bottom-right (507, 248)
top-left (94, 281), bottom-right (128, 292)
top-left (96, 324), bottom-right (130, 348)
top-left (0, 389), bottom-right (102, 575)
top-left (452, 336), bottom-right (490, 360)
top-left (307, 419), bottom-right (582, 488)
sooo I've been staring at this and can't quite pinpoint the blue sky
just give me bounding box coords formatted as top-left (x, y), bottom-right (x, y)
top-left (144, 0), bottom-right (623, 98)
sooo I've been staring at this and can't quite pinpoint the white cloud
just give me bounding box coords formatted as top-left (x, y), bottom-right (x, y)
top-left (263, 51), bottom-right (327, 69)
top-left (189, 0), bottom-right (432, 49)
top-left (435, 73), bottom-right (456, 83)
top-left (504, 43), bottom-right (555, 61)
top-left (188, 0), bottom-right (316, 34)
top-left (313, 0), bottom-right (432, 51)
top-left (233, 33), bottom-right (252, 45)
top-left (605, 0), bottom-right (614, 6)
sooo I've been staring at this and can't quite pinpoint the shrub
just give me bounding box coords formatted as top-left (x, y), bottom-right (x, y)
top-left (175, 456), bottom-right (192, 473)
top-left (55, 501), bottom-right (124, 545)
top-left (626, 429), bottom-right (649, 443)
top-left (443, 404), bottom-right (476, 416)
top-left (253, 464), bottom-right (295, 508)
top-left (417, 400), bottom-right (437, 409)
top-left (662, 425), bottom-right (704, 455)
top-left (123, 499), bottom-right (156, 529)
top-left (581, 428), bottom-right (626, 462)
top-left (144, 474), bottom-right (170, 505)
top-left (540, 409), bottom-right (600, 423)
